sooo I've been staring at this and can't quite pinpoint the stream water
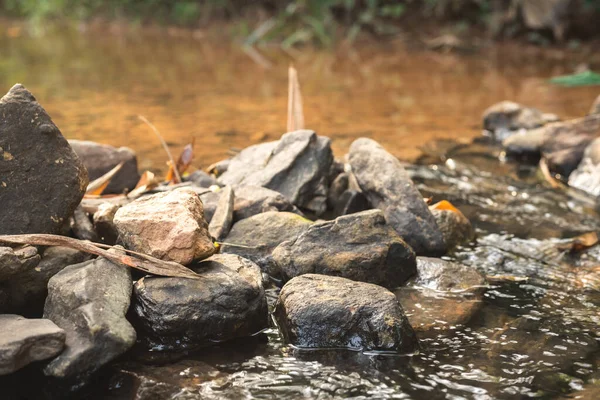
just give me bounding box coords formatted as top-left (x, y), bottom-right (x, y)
top-left (1, 21), bottom-right (599, 399)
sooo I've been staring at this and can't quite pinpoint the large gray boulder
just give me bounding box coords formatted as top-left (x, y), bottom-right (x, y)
top-left (568, 137), bottom-right (600, 196)
top-left (132, 254), bottom-right (268, 349)
top-left (43, 254), bottom-right (136, 378)
top-left (69, 140), bottom-right (140, 194)
top-left (113, 188), bottom-right (215, 265)
top-left (0, 246), bottom-right (90, 315)
top-left (0, 84), bottom-right (88, 234)
top-left (348, 138), bottom-right (445, 255)
top-left (0, 315), bottom-right (65, 375)
top-left (273, 210), bottom-right (416, 288)
top-left (275, 274), bottom-right (418, 352)
top-left (221, 211), bottom-right (312, 277)
top-left (219, 130), bottom-right (333, 215)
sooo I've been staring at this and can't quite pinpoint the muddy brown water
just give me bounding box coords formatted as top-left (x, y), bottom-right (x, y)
top-left (1, 22), bottom-right (599, 400)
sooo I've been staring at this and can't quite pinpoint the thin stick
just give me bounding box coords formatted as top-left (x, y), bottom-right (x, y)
top-left (287, 65), bottom-right (305, 132)
top-left (138, 115), bottom-right (182, 183)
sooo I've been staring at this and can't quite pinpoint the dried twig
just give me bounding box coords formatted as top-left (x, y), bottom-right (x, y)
top-left (0, 234), bottom-right (199, 279)
top-left (138, 115), bottom-right (182, 183)
top-left (287, 65), bottom-right (305, 132)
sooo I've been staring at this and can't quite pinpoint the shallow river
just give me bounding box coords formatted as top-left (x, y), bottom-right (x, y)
top-left (1, 22), bottom-right (599, 400)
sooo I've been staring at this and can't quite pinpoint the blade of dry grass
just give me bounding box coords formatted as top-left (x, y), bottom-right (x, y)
top-left (287, 66), bottom-right (305, 132)
top-left (138, 115), bottom-right (182, 183)
top-left (0, 234), bottom-right (200, 279)
top-left (86, 162), bottom-right (125, 196)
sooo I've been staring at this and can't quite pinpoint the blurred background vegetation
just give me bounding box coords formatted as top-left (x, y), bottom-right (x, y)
top-left (1, 0), bottom-right (600, 46)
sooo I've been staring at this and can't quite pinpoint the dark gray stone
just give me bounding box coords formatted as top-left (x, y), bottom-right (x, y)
top-left (411, 257), bottom-right (486, 292)
top-left (70, 205), bottom-right (98, 242)
top-left (0, 84), bottom-right (88, 234)
top-left (0, 315), bottom-right (65, 375)
top-left (219, 130), bottom-right (333, 215)
top-left (43, 253), bottom-right (135, 378)
top-left (132, 254), bottom-right (268, 349)
top-left (568, 137), bottom-right (600, 196)
top-left (327, 171), bottom-right (348, 210)
top-left (0, 246), bottom-right (40, 283)
top-left (186, 170), bottom-right (218, 188)
top-left (221, 211), bottom-right (312, 277)
top-left (333, 189), bottom-right (370, 217)
top-left (93, 203), bottom-right (120, 245)
top-left (273, 210), bottom-right (416, 288)
top-left (69, 139), bottom-right (140, 194)
top-left (275, 274), bottom-right (418, 352)
top-left (208, 185), bottom-right (234, 241)
top-left (348, 138), bottom-right (445, 255)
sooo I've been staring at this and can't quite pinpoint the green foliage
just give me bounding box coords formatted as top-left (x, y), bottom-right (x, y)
top-left (550, 71), bottom-right (600, 87)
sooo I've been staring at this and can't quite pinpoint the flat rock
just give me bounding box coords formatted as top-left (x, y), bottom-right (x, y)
top-left (69, 140), bottom-right (140, 194)
top-left (0, 315), bottom-right (65, 375)
top-left (275, 274), bottom-right (418, 352)
top-left (208, 185), bottom-right (234, 241)
top-left (482, 101), bottom-right (558, 140)
top-left (0, 84), bottom-right (88, 234)
top-left (568, 137), bottom-right (600, 196)
top-left (219, 130), bottom-right (333, 215)
top-left (348, 138), bottom-right (445, 255)
top-left (114, 188), bottom-right (214, 265)
top-left (132, 254), bottom-right (268, 349)
top-left (221, 211), bottom-right (312, 278)
top-left (273, 210), bottom-right (416, 288)
top-left (43, 253), bottom-right (135, 378)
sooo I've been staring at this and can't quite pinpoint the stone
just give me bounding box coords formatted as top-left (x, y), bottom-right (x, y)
top-left (185, 170), bottom-right (218, 188)
top-left (69, 205), bottom-right (98, 242)
top-left (541, 114), bottom-right (600, 178)
top-left (0, 315), bottom-right (65, 375)
top-left (275, 274), bottom-right (418, 352)
top-left (233, 185), bottom-right (302, 222)
top-left (208, 185), bottom-right (234, 241)
top-left (69, 139), bottom-right (140, 194)
top-left (482, 101), bottom-right (558, 140)
top-left (93, 203), bottom-right (120, 245)
top-left (348, 138), bottom-right (445, 255)
top-left (430, 207), bottom-right (475, 251)
top-left (590, 94), bottom-right (600, 115)
top-left (0, 246), bottom-right (90, 315)
top-left (0, 246), bottom-right (40, 283)
top-left (43, 253), bottom-right (136, 378)
top-left (568, 137), bottom-right (600, 196)
top-left (219, 130), bottom-right (333, 215)
top-left (132, 254), bottom-right (268, 348)
top-left (273, 210), bottom-right (416, 288)
top-left (410, 257), bottom-right (486, 292)
top-left (333, 189), bottom-right (370, 217)
top-left (503, 127), bottom-right (546, 156)
top-left (113, 188), bottom-right (215, 265)
top-left (221, 211), bottom-right (312, 278)
top-left (0, 84), bottom-right (88, 234)
top-left (327, 172), bottom-right (349, 210)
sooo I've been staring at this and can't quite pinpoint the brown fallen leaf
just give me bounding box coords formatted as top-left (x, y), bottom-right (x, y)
top-left (556, 231), bottom-right (599, 253)
top-left (539, 158), bottom-right (565, 189)
top-left (86, 162), bottom-right (125, 196)
top-left (0, 234), bottom-right (200, 279)
top-left (287, 65), bottom-right (305, 132)
top-left (166, 139), bottom-right (195, 184)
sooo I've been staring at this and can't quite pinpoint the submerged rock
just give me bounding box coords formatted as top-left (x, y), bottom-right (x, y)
top-left (0, 315), bottom-right (65, 375)
top-left (208, 185), bottom-right (234, 241)
top-left (43, 254), bottom-right (135, 378)
top-left (482, 101), bottom-right (558, 140)
top-left (273, 210), bottom-right (416, 288)
top-left (132, 254), bottom-right (268, 348)
top-left (275, 274), bottom-right (418, 352)
top-left (219, 130), bottom-right (333, 215)
top-left (349, 138), bottom-right (445, 255)
top-left (114, 188), bottom-right (214, 265)
top-left (69, 140), bottom-right (140, 194)
top-left (0, 84), bottom-right (88, 234)
top-left (221, 211), bottom-right (312, 278)
top-left (568, 137), bottom-right (600, 196)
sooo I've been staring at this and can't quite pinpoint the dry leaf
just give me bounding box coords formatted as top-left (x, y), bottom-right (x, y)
top-left (287, 66), bottom-right (305, 132)
top-left (430, 200), bottom-right (465, 217)
top-left (166, 139), bottom-right (195, 184)
top-left (86, 162), bottom-right (125, 196)
top-left (0, 234), bottom-right (200, 279)
top-left (556, 231), bottom-right (599, 253)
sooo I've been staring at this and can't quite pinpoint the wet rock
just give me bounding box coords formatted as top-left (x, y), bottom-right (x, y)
top-left (541, 114), bottom-right (600, 178)
top-left (185, 169), bottom-right (218, 188)
top-left (590, 94), bottom-right (600, 115)
top-left (93, 203), bottom-right (120, 245)
top-left (113, 188), bottom-right (215, 265)
top-left (0, 246), bottom-right (40, 282)
top-left (503, 126), bottom-right (546, 156)
top-left (275, 274), bottom-right (418, 352)
top-left (482, 101), bottom-right (558, 140)
top-left (0, 315), bottom-right (65, 375)
top-left (69, 205), bottom-right (98, 242)
top-left (411, 257), bottom-right (486, 292)
top-left (0, 84), bottom-right (88, 235)
top-left (208, 185), bottom-right (234, 241)
top-left (568, 137), bottom-right (600, 196)
top-left (333, 189), bottom-right (370, 217)
top-left (0, 246), bottom-right (90, 315)
top-left (273, 210), bottom-right (416, 288)
top-left (221, 211), bottom-right (312, 277)
top-left (132, 254), bottom-right (268, 348)
top-left (348, 138), bottom-right (445, 255)
top-left (43, 253), bottom-right (135, 378)
top-left (219, 130), bottom-right (333, 215)
top-left (430, 207), bottom-right (475, 250)
top-left (69, 140), bottom-right (140, 194)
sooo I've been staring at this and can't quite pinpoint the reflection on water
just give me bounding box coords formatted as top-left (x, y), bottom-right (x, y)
top-left (1, 21), bottom-right (599, 400)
